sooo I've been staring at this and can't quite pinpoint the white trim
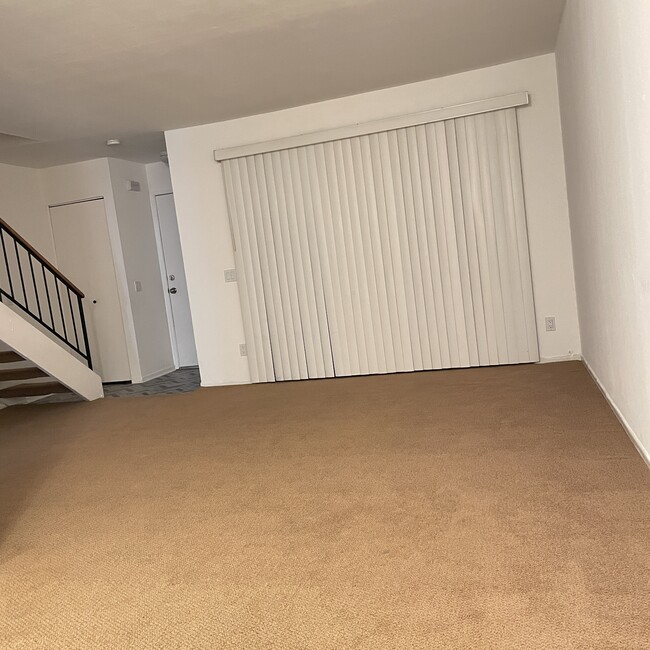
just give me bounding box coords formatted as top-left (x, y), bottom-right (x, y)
top-left (538, 352), bottom-right (582, 364)
top-left (48, 196), bottom-right (104, 209)
top-left (140, 364), bottom-right (176, 383)
top-left (200, 378), bottom-right (249, 387)
top-left (214, 92), bottom-right (529, 161)
top-left (582, 358), bottom-right (650, 470)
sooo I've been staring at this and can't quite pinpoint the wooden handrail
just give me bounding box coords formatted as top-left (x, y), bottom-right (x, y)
top-left (0, 217), bottom-right (85, 298)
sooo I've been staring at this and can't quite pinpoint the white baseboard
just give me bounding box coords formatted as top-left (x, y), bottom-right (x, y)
top-left (140, 365), bottom-right (176, 384)
top-left (538, 353), bottom-right (582, 364)
top-left (200, 379), bottom-right (251, 387)
top-left (582, 358), bottom-right (650, 469)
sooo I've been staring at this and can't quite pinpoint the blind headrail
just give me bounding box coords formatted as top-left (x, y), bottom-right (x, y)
top-left (214, 92), bottom-right (529, 162)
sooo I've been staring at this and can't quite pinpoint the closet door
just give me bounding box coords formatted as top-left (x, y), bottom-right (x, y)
top-left (223, 107), bottom-right (538, 382)
top-left (50, 199), bottom-right (131, 382)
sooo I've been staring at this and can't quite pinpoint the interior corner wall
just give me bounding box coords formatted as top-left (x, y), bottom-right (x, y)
top-left (145, 161), bottom-right (173, 196)
top-left (166, 52), bottom-right (581, 387)
top-left (556, 0), bottom-right (650, 460)
top-left (0, 162), bottom-right (54, 258)
top-left (107, 158), bottom-right (174, 382)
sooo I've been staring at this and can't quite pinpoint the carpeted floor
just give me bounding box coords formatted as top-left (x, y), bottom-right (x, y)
top-left (1, 361), bottom-right (649, 649)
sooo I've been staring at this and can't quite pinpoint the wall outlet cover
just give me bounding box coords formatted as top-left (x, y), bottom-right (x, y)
top-left (545, 316), bottom-right (557, 332)
top-left (239, 343), bottom-right (247, 356)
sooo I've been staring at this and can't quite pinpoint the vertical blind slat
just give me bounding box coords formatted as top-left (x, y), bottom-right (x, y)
top-left (258, 154), bottom-right (287, 378)
top-left (388, 130), bottom-right (424, 370)
top-left (246, 156), bottom-right (284, 380)
top-left (404, 127), bottom-right (433, 370)
top-left (276, 151), bottom-right (309, 379)
top-left (360, 135), bottom-right (394, 373)
top-left (288, 150), bottom-right (320, 376)
top-left (455, 118), bottom-right (489, 365)
top-left (445, 120), bottom-right (480, 366)
top-left (351, 138), bottom-right (386, 373)
top-left (505, 109), bottom-right (538, 359)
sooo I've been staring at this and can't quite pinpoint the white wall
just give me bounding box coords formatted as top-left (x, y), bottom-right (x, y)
top-left (145, 161), bottom-right (173, 196)
top-left (166, 53), bottom-right (581, 386)
top-left (108, 159), bottom-right (174, 381)
top-left (556, 1), bottom-right (650, 461)
top-left (0, 163), bottom-right (53, 258)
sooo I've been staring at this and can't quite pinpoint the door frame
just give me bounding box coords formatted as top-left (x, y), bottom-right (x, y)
top-left (151, 192), bottom-right (182, 369)
top-left (48, 196), bottom-right (143, 383)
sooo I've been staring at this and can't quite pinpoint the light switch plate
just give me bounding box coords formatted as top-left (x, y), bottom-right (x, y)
top-left (134, 280), bottom-right (143, 293)
top-left (224, 269), bottom-right (237, 283)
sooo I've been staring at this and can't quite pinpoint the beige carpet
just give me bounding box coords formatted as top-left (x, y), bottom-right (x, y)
top-left (1, 361), bottom-right (649, 649)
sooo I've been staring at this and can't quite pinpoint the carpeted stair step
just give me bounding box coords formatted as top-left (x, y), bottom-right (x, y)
top-left (0, 351), bottom-right (24, 364)
top-left (0, 381), bottom-right (71, 398)
top-left (0, 367), bottom-right (48, 382)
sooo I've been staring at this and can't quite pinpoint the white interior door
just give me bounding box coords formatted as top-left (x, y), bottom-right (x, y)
top-left (49, 199), bottom-right (131, 382)
top-left (155, 193), bottom-right (198, 368)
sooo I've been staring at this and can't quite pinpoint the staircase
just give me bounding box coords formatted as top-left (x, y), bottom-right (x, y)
top-left (0, 218), bottom-right (103, 407)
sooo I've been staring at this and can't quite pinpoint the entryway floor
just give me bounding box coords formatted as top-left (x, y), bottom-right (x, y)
top-left (36, 367), bottom-right (200, 403)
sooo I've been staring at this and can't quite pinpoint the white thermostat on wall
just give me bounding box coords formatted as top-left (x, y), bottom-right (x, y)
top-left (126, 180), bottom-right (141, 192)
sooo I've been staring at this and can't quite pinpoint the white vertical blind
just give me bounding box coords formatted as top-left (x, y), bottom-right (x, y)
top-left (223, 107), bottom-right (538, 382)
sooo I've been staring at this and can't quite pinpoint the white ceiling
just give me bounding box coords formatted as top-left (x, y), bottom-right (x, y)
top-left (0, 0), bottom-right (566, 168)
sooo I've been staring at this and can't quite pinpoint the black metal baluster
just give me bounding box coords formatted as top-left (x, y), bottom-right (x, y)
top-left (78, 294), bottom-right (93, 369)
top-left (1, 229), bottom-right (15, 298)
top-left (14, 240), bottom-right (28, 309)
top-left (42, 266), bottom-right (55, 328)
top-left (67, 287), bottom-right (80, 351)
top-left (28, 252), bottom-right (42, 321)
top-left (54, 277), bottom-right (68, 341)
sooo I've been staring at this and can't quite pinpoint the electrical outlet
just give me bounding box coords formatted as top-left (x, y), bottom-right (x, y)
top-left (239, 343), bottom-right (247, 356)
top-left (545, 316), bottom-right (556, 332)
top-left (224, 269), bottom-right (237, 283)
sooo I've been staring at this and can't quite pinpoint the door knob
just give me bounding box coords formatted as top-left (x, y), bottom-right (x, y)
top-left (169, 287), bottom-right (177, 294)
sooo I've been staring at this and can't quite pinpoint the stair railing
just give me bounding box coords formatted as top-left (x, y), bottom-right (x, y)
top-left (0, 218), bottom-right (92, 369)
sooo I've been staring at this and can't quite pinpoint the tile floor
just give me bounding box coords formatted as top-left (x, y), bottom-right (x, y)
top-left (37, 367), bottom-right (201, 403)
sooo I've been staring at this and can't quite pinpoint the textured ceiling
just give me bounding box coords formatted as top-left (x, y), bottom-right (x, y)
top-left (0, 0), bottom-right (566, 167)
